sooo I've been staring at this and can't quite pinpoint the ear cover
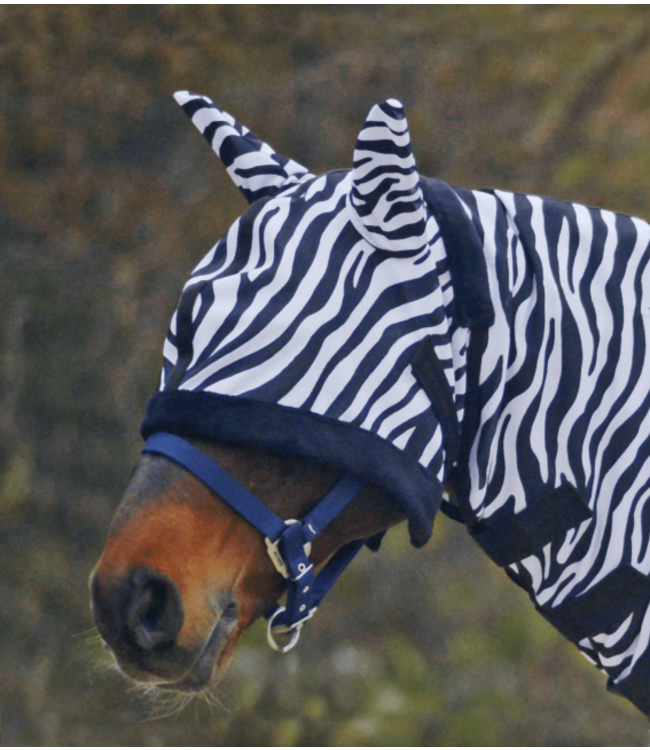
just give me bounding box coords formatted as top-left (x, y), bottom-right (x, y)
top-left (349, 99), bottom-right (433, 253)
top-left (174, 91), bottom-right (314, 204)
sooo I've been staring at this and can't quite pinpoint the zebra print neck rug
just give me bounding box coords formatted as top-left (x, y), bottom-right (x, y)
top-left (142, 91), bottom-right (650, 717)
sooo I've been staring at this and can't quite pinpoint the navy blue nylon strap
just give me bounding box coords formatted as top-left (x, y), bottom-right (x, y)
top-left (143, 432), bottom-right (286, 541)
top-left (312, 539), bottom-right (366, 602)
top-left (469, 484), bottom-right (592, 567)
top-left (301, 474), bottom-right (366, 539)
top-left (439, 499), bottom-right (465, 523)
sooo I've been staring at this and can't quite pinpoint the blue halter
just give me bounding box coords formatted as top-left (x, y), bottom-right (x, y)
top-left (142, 432), bottom-right (370, 652)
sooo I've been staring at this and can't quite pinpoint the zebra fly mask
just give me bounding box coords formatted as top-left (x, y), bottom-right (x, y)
top-left (142, 91), bottom-right (650, 717)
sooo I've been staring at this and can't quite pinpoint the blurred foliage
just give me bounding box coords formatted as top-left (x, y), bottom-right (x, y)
top-left (1, 5), bottom-right (650, 745)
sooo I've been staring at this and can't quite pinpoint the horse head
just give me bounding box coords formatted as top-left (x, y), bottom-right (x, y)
top-left (90, 92), bottom-right (460, 692)
top-left (90, 91), bottom-right (650, 721)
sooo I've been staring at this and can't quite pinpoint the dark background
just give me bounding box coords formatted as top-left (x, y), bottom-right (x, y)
top-left (2, 6), bottom-right (650, 745)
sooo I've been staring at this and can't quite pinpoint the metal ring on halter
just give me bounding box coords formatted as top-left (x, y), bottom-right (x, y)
top-left (266, 607), bottom-right (302, 653)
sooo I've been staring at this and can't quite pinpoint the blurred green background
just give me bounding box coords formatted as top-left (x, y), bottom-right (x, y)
top-left (2, 6), bottom-right (650, 745)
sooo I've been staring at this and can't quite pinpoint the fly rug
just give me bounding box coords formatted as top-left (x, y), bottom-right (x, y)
top-left (138, 91), bottom-right (650, 717)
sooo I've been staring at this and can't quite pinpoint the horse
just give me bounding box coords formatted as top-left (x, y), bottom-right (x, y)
top-left (91, 91), bottom-right (650, 718)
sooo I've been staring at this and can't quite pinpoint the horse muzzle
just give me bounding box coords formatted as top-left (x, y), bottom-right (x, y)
top-left (90, 566), bottom-right (239, 691)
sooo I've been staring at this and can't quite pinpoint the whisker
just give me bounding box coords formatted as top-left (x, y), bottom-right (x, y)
top-left (71, 626), bottom-right (102, 639)
top-left (125, 679), bottom-right (233, 722)
top-left (200, 687), bottom-right (232, 714)
top-left (141, 690), bottom-right (194, 722)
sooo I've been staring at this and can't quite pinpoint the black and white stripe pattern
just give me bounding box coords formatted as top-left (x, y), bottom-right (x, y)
top-left (460, 187), bottom-right (650, 692)
top-left (163, 93), bottom-right (463, 490)
top-left (349, 99), bottom-right (437, 253)
top-left (173, 91), bottom-right (314, 204)
top-left (152, 91), bottom-right (650, 709)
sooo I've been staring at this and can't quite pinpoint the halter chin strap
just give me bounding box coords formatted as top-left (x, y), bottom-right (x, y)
top-left (142, 432), bottom-right (370, 653)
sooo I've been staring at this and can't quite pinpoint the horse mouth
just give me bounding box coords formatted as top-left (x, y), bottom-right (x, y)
top-left (157, 600), bottom-right (240, 693)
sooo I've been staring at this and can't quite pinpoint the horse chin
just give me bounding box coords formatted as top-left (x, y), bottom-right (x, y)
top-left (164, 624), bottom-right (240, 693)
top-left (152, 603), bottom-right (242, 693)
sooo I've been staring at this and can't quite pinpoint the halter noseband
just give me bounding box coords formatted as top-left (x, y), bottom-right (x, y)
top-left (142, 432), bottom-right (370, 653)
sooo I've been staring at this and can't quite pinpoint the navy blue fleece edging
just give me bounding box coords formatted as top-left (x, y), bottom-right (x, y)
top-left (420, 176), bottom-right (495, 330)
top-left (140, 391), bottom-right (443, 548)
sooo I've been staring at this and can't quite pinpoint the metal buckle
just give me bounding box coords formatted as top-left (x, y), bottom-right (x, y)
top-left (266, 606), bottom-right (317, 653)
top-left (264, 519), bottom-right (312, 580)
top-left (265, 536), bottom-right (290, 579)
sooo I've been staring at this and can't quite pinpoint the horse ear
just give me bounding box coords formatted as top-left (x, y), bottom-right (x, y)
top-left (174, 91), bottom-right (314, 205)
top-left (350, 99), bottom-right (432, 253)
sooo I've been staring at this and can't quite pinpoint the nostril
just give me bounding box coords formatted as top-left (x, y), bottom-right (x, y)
top-left (127, 569), bottom-right (184, 651)
top-left (134, 580), bottom-right (166, 630)
top-left (221, 599), bottom-right (238, 624)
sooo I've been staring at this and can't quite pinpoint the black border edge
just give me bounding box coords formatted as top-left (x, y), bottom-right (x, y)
top-left (140, 390), bottom-right (443, 548)
top-left (420, 176), bottom-right (495, 330)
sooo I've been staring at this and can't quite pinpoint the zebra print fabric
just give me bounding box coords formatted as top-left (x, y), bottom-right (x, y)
top-left (460, 187), bottom-right (650, 695)
top-left (349, 98), bottom-right (438, 253)
top-left (172, 91), bottom-right (314, 204)
top-left (142, 91), bottom-right (650, 715)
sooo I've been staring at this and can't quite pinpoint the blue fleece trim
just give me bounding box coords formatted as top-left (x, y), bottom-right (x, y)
top-left (140, 391), bottom-right (443, 547)
top-left (420, 177), bottom-right (495, 330)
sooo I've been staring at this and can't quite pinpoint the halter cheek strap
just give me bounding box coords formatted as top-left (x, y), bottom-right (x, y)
top-left (142, 432), bottom-right (369, 653)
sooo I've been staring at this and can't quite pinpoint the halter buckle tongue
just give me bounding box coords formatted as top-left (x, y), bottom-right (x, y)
top-left (265, 519), bottom-right (313, 580)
